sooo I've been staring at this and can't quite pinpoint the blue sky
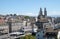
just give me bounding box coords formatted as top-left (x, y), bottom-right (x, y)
top-left (0, 0), bottom-right (60, 16)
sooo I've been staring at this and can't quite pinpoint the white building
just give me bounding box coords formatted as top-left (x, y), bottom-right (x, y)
top-left (32, 24), bottom-right (38, 33)
top-left (20, 26), bottom-right (32, 33)
top-left (23, 21), bottom-right (27, 26)
top-left (57, 31), bottom-right (60, 39)
top-left (35, 17), bottom-right (38, 21)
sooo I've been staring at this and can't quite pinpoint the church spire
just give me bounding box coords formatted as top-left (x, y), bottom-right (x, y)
top-left (44, 8), bottom-right (47, 16)
top-left (38, 8), bottom-right (43, 19)
top-left (39, 8), bottom-right (43, 16)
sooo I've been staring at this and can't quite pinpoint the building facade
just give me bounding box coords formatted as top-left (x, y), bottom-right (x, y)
top-left (36, 8), bottom-right (48, 39)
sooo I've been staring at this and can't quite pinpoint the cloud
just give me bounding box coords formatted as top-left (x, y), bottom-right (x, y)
top-left (25, 13), bottom-right (33, 16)
top-left (47, 11), bottom-right (60, 16)
top-left (20, 12), bottom-right (38, 16)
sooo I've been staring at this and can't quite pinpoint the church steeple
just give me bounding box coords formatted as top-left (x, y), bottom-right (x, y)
top-left (39, 8), bottom-right (43, 16)
top-left (44, 8), bottom-right (47, 16)
top-left (38, 8), bottom-right (43, 19)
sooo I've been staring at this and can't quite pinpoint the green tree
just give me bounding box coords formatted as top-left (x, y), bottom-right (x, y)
top-left (24, 16), bottom-right (30, 19)
top-left (14, 14), bottom-right (17, 16)
top-left (20, 35), bottom-right (36, 39)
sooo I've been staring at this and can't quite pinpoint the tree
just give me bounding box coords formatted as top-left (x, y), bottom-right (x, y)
top-left (14, 14), bottom-right (17, 16)
top-left (24, 16), bottom-right (30, 19)
top-left (10, 14), bottom-right (13, 16)
top-left (24, 35), bottom-right (36, 39)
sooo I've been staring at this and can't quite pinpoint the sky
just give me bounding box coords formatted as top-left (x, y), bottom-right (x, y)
top-left (0, 0), bottom-right (60, 16)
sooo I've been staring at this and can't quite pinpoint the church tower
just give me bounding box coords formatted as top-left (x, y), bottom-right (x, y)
top-left (44, 8), bottom-right (47, 17)
top-left (38, 8), bottom-right (43, 19)
top-left (36, 8), bottom-right (48, 39)
top-left (39, 8), bottom-right (43, 16)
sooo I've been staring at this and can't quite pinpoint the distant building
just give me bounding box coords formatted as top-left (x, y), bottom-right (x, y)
top-left (44, 8), bottom-right (47, 17)
top-left (36, 8), bottom-right (48, 39)
top-left (20, 26), bottom-right (32, 33)
top-left (36, 8), bottom-right (48, 30)
top-left (54, 17), bottom-right (60, 24)
top-left (0, 17), bottom-right (5, 25)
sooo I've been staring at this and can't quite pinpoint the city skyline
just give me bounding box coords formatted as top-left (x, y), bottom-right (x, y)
top-left (0, 0), bottom-right (60, 16)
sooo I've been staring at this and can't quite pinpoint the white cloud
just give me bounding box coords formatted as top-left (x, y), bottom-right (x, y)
top-left (20, 12), bottom-right (38, 16)
top-left (25, 13), bottom-right (33, 16)
top-left (47, 11), bottom-right (60, 16)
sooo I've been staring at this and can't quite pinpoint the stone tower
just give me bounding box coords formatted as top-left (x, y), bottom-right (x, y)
top-left (39, 8), bottom-right (43, 16)
top-left (38, 8), bottom-right (43, 19)
top-left (36, 8), bottom-right (48, 31)
top-left (44, 8), bottom-right (47, 17)
top-left (36, 8), bottom-right (48, 39)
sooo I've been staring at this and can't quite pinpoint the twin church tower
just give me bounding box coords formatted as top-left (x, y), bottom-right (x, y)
top-left (38, 8), bottom-right (47, 19)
